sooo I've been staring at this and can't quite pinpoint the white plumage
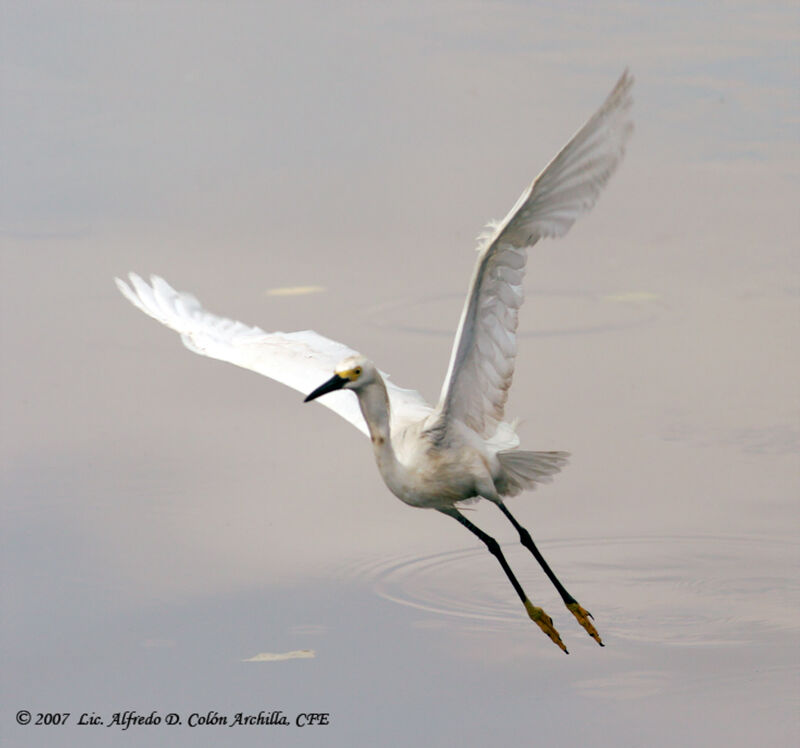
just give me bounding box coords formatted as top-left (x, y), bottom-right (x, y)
top-left (117, 71), bottom-right (633, 653)
top-left (116, 274), bottom-right (433, 436)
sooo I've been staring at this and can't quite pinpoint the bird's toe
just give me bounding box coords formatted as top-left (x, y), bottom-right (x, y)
top-left (567, 602), bottom-right (604, 646)
top-left (524, 600), bottom-right (568, 653)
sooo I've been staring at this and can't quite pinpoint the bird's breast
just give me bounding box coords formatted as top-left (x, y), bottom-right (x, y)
top-left (374, 434), bottom-right (484, 509)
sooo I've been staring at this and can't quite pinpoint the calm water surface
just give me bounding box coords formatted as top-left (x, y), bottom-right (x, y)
top-left (2, 2), bottom-right (798, 746)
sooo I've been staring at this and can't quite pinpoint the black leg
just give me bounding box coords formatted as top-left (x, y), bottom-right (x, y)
top-left (438, 507), bottom-right (567, 653)
top-left (497, 501), bottom-right (603, 646)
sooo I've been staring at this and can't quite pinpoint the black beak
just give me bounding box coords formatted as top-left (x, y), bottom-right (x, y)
top-left (304, 373), bottom-right (348, 402)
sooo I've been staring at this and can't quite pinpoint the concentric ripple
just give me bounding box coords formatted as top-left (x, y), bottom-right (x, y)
top-left (340, 535), bottom-right (800, 645)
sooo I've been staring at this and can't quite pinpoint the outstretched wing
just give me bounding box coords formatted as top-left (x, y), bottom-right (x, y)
top-left (116, 274), bottom-right (433, 437)
top-left (435, 71), bottom-right (634, 438)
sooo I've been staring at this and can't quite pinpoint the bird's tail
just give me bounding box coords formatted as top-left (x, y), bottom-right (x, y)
top-left (496, 450), bottom-right (570, 497)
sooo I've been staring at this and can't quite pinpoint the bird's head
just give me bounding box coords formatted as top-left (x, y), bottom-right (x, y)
top-left (304, 355), bottom-right (375, 402)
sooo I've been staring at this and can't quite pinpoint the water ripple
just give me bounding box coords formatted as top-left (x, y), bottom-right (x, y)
top-left (338, 535), bottom-right (800, 646)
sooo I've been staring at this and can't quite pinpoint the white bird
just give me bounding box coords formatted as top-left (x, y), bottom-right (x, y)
top-left (117, 71), bottom-right (633, 653)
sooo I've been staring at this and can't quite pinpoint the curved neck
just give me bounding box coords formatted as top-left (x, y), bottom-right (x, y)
top-left (356, 377), bottom-right (392, 449)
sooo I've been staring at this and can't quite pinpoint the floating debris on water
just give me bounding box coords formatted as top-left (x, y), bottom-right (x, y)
top-left (266, 286), bottom-right (325, 297)
top-left (242, 649), bottom-right (315, 662)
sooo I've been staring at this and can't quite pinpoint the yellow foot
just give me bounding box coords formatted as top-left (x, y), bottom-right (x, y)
top-left (567, 602), bottom-right (604, 646)
top-left (524, 599), bottom-right (568, 654)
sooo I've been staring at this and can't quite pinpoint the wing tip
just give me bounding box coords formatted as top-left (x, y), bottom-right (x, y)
top-left (605, 67), bottom-right (635, 128)
top-left (115, 271), bottom-right (187, 325)
top-left (115, 272), bottom-right (150, 314)
top-left (113, 275), bottom-right (129, 294)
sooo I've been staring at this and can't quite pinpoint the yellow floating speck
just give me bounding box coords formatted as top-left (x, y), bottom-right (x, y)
top-left (242, 649), bottom-right (315, 662)
top-left (266, 285), bottom-right (325, 297)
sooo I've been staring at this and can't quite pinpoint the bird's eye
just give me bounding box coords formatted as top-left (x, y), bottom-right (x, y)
top-left (354, 367), bottom-right (362, 376)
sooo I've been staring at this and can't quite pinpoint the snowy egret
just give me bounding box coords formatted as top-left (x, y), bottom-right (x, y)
top-left (117, 71), bottom-right (633, 653)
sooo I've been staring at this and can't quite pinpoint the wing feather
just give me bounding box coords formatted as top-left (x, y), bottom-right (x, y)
top-left (116, 274), bottom-right (432, 437)
top-left (436, 71), bottom-right (634, 437)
